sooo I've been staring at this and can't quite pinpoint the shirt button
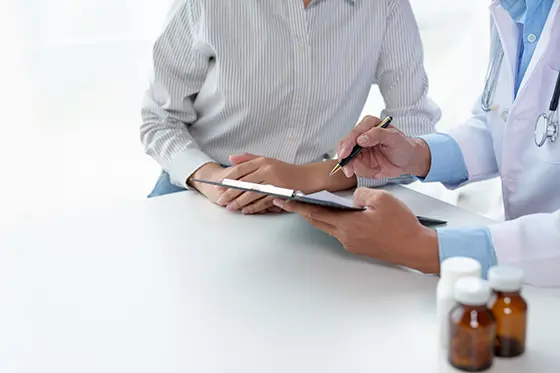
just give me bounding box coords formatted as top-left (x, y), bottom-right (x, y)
top-left (527, 33), bottom-right (537, 43)
top-left (501, 110), bottom-right (509, 122)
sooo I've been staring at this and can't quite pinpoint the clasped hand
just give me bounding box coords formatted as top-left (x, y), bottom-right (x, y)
top-left (190, 153), bottom-right (311, 215)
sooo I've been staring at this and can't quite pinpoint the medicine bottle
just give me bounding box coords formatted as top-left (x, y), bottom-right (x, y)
top-left (488, 266), bottom-right (527, 358)
top-left (437, 257), bottom-right (482, 349)
top-left (448, 277), bottom-right (495, 372)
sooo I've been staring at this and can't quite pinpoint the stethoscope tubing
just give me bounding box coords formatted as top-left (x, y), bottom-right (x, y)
top-left (481, 35), bottom-right (560, 147)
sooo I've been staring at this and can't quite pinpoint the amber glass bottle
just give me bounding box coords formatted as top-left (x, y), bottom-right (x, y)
top-left (448, 277), bottom-right (496, 372)
top-left (488, 266), bottom-right (527, 358)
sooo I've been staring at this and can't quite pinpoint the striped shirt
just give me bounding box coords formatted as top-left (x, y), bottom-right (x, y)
top-left (140, 0), bottom-right (441, 188)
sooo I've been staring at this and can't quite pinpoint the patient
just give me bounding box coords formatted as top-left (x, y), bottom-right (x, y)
top-left (140, 0), bottom-right (440, 214)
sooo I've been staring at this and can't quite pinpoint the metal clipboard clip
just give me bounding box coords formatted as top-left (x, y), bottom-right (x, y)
top-left (221, 179), bottom-right (305, 198)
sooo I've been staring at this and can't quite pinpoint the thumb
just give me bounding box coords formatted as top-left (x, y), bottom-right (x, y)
top-left (356, 125), bottom-right (400, 148)
top-left (229, 153), bottom-right (259, 165)
top-left (353, 187), bottom-right (382, 208)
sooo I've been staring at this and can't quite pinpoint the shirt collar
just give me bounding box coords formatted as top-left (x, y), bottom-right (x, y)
top-left (501, 0), bottom-right (527, 22)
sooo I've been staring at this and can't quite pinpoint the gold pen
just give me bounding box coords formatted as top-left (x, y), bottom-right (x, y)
top-left (329, 116), bottom-right (393, 176)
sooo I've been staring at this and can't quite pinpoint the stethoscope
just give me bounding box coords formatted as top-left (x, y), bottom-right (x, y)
top-left (480, 34), bottom-right (560, 147)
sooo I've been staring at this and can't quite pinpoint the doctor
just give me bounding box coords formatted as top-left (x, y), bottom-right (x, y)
top-left (274, 0), bottom-right (560, 287)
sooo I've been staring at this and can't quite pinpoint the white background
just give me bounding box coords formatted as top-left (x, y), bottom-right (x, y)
top-left (0, 0), bottom-right (502, 228)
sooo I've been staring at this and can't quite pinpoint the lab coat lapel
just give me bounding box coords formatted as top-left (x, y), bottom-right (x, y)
top-left (489, 0), bottom-right (519, 90)
top-left (516, 1), bottom-right (560, 94)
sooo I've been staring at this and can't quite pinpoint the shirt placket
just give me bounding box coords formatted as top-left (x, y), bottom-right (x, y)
top-left (284, 2), bottom-right (312, 163)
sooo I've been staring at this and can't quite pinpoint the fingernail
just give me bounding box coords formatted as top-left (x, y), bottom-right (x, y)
top-left (241, 208), bottom-right (250, 214)
top-left (342, 167), bottom-right (351, 177)
top-left (357, 135), bottom-right (369, 145)
top-left (217, 196), bottom-right (226, 205)
top-left (273, 199), bottom-right (284, 208)
top-left (226, 203), bottom-right (237, 211)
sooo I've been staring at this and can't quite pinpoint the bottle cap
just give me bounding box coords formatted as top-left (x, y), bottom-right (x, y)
top-left (440, 257), bottom-right (482, 282)
top-left (453, 277), bottom-right (491, 306)
top-left (488, 266), bottom-right (524, 292)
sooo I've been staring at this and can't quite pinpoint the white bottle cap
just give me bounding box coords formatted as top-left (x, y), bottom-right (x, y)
top-left (440, 257), bottom-right (482, 282)
top-left (488, 266), bottom-right (524, 292)
top-left (453, 277), bottom-right (491, 306)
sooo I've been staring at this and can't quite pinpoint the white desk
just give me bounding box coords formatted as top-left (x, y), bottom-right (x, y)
top-left (1, 186), bottom-right (558, 373)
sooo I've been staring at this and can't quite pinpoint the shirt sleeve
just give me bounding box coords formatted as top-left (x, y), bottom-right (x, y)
top-left (437, 226), bottom-right (498, 278)
top-left (140, 0), bottom-right (217, 189)
top-left (358, 0), bottom-right (441, 188)
top-left (416, 133), bottom-right (469, 186)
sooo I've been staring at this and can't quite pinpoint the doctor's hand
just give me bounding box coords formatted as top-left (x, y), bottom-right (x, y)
top-left (273, 187), bottom-right (440, 274)
top-left (337, 115), bottom-right (432, 179)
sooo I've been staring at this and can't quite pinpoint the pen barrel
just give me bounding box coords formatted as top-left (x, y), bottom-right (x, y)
top-left (339, 145), bottom-right (363, 167)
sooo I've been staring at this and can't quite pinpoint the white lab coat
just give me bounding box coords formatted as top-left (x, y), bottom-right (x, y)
top-left (443, 0), bottom-right (560, 287)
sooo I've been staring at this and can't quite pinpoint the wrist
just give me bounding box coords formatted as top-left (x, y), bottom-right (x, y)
top-left (298, 160), bottom-right (356, 194)
top-left (405, 227), bottom-right (440, 274)
top-left (187, 162), bottom-right (223, 190)
top-left (408, 138), bottom-right (432, 178)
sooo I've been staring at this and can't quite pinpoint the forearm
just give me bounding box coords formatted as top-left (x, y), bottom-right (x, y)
top-left (187, 162), bottom-right (223, 191)
top-left (141, 112), bottom-right (216, 188)
top-left (299, 160), bottom-right (357, 194)
top-left (140, 0), bottom-right (212, 189)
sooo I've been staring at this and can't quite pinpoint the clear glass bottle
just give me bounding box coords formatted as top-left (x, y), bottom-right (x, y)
top-left (448, 277), bottom-right (496, 372)
top-left (488, 266), bottom-right (527, 358)
top-left (437, 257), bottom-right (482, 349)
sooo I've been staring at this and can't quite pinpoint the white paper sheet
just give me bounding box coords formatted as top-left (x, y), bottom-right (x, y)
top-left (303, 191), bottom-right (356, 208)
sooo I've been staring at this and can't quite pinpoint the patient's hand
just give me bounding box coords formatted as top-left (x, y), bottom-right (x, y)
top-left (216, 153), bottom-right (312, 215)
top-left (188, 163), bottom-right (231, 204)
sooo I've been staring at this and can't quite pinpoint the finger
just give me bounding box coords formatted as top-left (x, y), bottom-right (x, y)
top-left (227, 192), bottom-right (266, 211)
top-left (229, 153), bottom-right (260, 165)
top-left (348, 152), bottom-right (381, 179)
top-left (354, 115), bottom-right (383, 133)
top-left (266, 206), bottom-right (284, 214)
top-left (217, 179), bottom-right (263, 205)
top-left (353, 187), bottom-right (393, 209)
top-left (273, 199), bottom-right (341, 225)
top-left (342, 164), bottom-right (355, 178)
top-left (306, 218), bottom-right (339, 237)
top-left (353, 159), bottom-right (381, 179)
top-left (222, 160), bottom-right (261, 181)
top-left (356, 126), bottom-right (402, 148)
top-left (337, 116), bottom-right (383, 158)
top-left (241, 196), bottom-right (275, 215)
top-left (217, 172), bottom-right (263, 206)
top-left (373, 147), bottom-right (403, 178)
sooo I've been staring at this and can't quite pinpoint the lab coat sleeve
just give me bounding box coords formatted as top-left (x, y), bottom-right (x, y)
top-left (489, 210), bottom-right (560, 287)
top-left (357, 0), bottom-right (441, 188)
top-left (140, 0), bottom-right (216, 189)
top-left (437, 97), bottom-right (500, 189)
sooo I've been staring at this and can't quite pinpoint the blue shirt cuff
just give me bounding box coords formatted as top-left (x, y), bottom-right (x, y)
top-left (416, 133), bottom-right (468, 185)
top-left (436, 226), bottom-right (498, 278)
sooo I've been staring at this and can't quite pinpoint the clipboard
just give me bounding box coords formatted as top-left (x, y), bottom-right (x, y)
top-left (191, 178), bottom-right (447, 227)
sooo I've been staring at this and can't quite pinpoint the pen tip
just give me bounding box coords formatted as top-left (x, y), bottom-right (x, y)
top-left (329, 164), bottom-right (341, 176)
